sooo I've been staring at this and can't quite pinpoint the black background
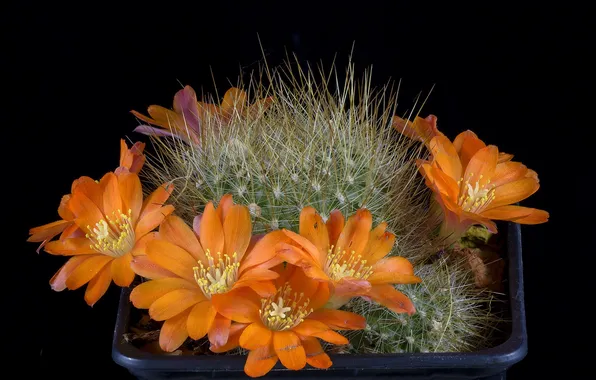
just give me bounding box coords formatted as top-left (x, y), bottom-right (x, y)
top-left (6, 1), bottom-right (592, 378)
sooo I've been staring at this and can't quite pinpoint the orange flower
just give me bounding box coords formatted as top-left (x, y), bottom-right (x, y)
top-left (275, 207), bottom-right (421, 314)
top-left (28, 139), bottom-right (146, 253)
top-left (131, 86), bottom-right (273, 143)
top-left (418, 132), bottom-right (549, 238)
top-left (211, 265), bottom-right (366, 377)
top-left (129, 195), bottom-right (287, 352)
top-left (36, 170), bottom-right (174, 306)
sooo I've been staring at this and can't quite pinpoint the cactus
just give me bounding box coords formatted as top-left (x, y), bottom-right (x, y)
top-left (341, 255), bottom-right (505, 353)
top-left (136, 59), bottom-right (504, 354)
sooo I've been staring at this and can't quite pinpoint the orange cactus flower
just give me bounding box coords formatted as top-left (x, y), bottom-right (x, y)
top-left (211, 265), bottom-right (366, 378)
top-left (129, 195), bottom-right (287, 352)
top-left (33, 170), bottom-right (174, 306)
top-left (418, 132), bottom-right (549, 239)
top-left (275, 207), bottom-right (421, 314)
top-left (28, 139), bottom-right (146, 253)
top-left (131, 85), bottom-right (273, 144)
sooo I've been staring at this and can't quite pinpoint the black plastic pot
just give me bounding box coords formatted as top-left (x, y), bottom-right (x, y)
top-left (112, 222), bottom-right (527, 379)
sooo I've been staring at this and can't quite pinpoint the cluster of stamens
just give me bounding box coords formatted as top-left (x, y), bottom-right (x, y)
top-left (456, 173), bottom-right (496, 213)
top-left (86, 209), bottom-right (135, 258)
top-left (193, 249), bottom-right (240, 298)
top-left (325, 245), bottom-right (373, 281)
top-left (260, 283), bottom-right (313, 331)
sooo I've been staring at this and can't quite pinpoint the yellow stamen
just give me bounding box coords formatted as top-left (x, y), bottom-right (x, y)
top-left (458, 173), bottom-right (496, 213)
top-left (193, 249), bottom-right (239, 298)
top-left (86, 209), bottom-right (135, 258)
top-left (259, 283), bottom-right (312, 331)
top-left (325, 245), bottom-right (373, 281)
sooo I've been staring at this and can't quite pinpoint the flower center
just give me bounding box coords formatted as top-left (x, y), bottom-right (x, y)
top-left (325, 245), bottom-right (373, 281)
top-left (457, 173), bottom-right (496, 213)
top-left (86, 209), bottom-right (135, 258)
top-left (260, 283), bottom-right (313, 331)
top-left (193, 249), bottom-right (240, 299)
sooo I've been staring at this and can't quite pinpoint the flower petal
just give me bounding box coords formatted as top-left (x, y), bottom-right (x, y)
top-left (28, 220), bottom-right (71, 243)
top-left (117, 172), bottom-right (143, 223)
top-left (159, 215), bottom-right (205, 262)
top-left (146, 239), bottom-right (197, 282)
top-left (273, 331), bottom-right (306, 371)
top-left (292, 319), bottom-right (331, 337)
top-left (368, 284), bottom-right (416, 315)
top-left (281, 230), bottom-right (322, 265)
top-left (192, 214), bottom-right (202, 236)
top-left (237, 280), bottom-right (277, 297)
top-left (159, 309), bottom-right (190, 352)
top-left (210, 287), bottom-right (261, 323)
top-left (307, 309), bottom-right (367, 330)
top-left (58, 194), bottom-right (75, 221)
top-left (130, 255), bottom-right (178, 279)
top-left (172, 85), bottom-right (200, 133)
top-left (111, 252), bottom-right (135, 287)
top-left (59, 222), bottom-right (81, 240)
top-left (210, 323), bottom-right (248, 353)
top-left (129, 231), bottom-right (158, 257)
top-left (310, 330), bottom-right (348, 345)
top-left (130, 277), bottom-right (198, 309)
top-left (71, 176), bottom-right (103, 209)
top-left (286, 265), bottom-right (331, 307)
top-left (234, 268), bottom-right (279, 288)
top-left (335, 208), bottom-right (373, 257)
top-left (199, 202), bottom-right (224, 256)
top-left (65, 255), bottom-right (113, 290)
top-left (240, 230), bottom-right (290, 274)
top-left (216, 194), bottom-right (234, 224)
top-left (187, 301), bottom-right (217, 340)
top-left (140, 182), bottom-right (174, 220)
top-left (299, 207), bottom-right (329, 264)
top-left (240, 322), bottom-right (273, 350)
top-left (244, 344), bottom-right (278, 378)
top-left (274, 243), bottom-right (328, 281)
top-left (44, 237), bottom-right (96, 255)
top-left (100, 172), bottom-right (122, 218)
top-left (332, 278), bottom-right (372, 297)
top-left (223, 205), bottom-right (252, 260)
top-left (480, 205), bottom-right (549, 224)
top-left (68, 192), bottom-right (105, 233)
top-left (149, 288), bottom-right (204, 321)
top-left (463, 145), bottom-right (498, 186)
top-left (118, 139), bottom-right (146, 174)
top-left (491, 161), bottom-right (528, 188)
top-left (135, 205), bottom-right (175, 238)
top-left (302, 337), bottom-right (332, 369)
top-left (84, 264), bottom-right (112, 306)
top-left (453, 130), bottom-right (486, 169)
top-left (326, 209), bottom-right (345, 245)
top-left (50, 256), bottom-right (91, 291)
top-left (208, 314), bottom-right (232, 348)
top-left (427, 165), bottom-right (461, 203)
top-left (368, 257), bottom-right (421, 285)
top-left (221, 87), bottom-right (248, 114)
top-left (488, 178), bottom-right (540, 209)
top-left (133, 125), bottom-right (177, 138)
top-left (428, 135), bottom-right (462, 180)
top-left (364, 224), bottom-right (396, 264)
